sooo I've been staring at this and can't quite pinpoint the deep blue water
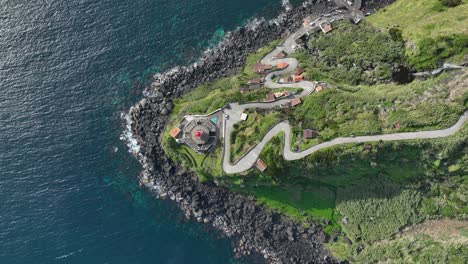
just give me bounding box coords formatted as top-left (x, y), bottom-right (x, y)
top-left (0, 1), bottom-right (293, 263)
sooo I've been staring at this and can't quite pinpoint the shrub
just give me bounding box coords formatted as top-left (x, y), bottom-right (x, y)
top-left (303, 21), bottom-right (405, 85)
top-left (409, 34), bottom-right (468, 70)
top-left (439, 0), bottom-right (463, 7)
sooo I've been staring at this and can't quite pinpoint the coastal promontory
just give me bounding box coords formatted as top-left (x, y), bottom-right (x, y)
top-left (128, 0), bottom-right (468, 262)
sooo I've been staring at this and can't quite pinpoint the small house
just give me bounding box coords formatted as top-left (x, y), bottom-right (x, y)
top-left (293, 75), bottom-right (304, 82)
top-left (319, 22), bottom-right (333, 33)
top-left (252, 62), bottom-right (272, 74)
top-left (256, 159), bottom-right (268, 172)
top-left (248, 78), bottom-right (263, 85)
top-left (169, 127), bottom-right (181, 138)
top-left (315, 85), bottom-right (323, 92)
top-left (277, 62), bottom-right (289, 70)
top-left (240, 113), bottom-right (248, 121)
top-left (274, 50), bottom-right (288, 59)
top-left (303, 15), bottom-right (314, 27)
top-left (294, 67), bottom-right (304, 75)
top-left (274, 92), bottom-right (284, 98)
top-left (265, 93), bottom-right (276, 102)
top-left (291, 98), bottom-right (302, 107)
top-left (303, 129), bottom-right (319, 139)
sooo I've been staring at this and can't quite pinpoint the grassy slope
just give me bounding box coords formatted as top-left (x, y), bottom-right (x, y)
top-left (231, 125), bottom-right (467, 261)
top-left (367, 0), bottom-right (468, 68)
top-left (367, 0), bottom-right (468, 42)
top-left (295, 20), bottom-right (405, 86)
top-left (230, 71), bottom-right (467, 153)
top-left (352, 234), bottom-right (468, 263)
top-left (230, 110), bottom-right (285, 162)
top-left (230, 133), bottom-right (339, 229)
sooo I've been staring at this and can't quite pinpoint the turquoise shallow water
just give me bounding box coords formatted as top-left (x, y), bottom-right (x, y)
top-left (0, 0), bottom-right (292, 263)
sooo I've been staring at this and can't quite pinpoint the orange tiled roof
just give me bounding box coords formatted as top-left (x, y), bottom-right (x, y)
top-left (169, 127), bottom-right (181, 138)
top-left (277, 62), bottom-right (289, 69)
top-left (293, 75), bottom-right (304, 82)
top-left (291, 97), bottom-right (302, 107)
top-left (256, 159), bottom-right (268, 172)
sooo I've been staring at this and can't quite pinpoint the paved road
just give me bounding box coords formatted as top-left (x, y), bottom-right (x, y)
top-left (223, 111), bottom-right (468, 174)
top-left (222, 12), bottom-right (347, 173)
top-left (221, 9), bottom-right (467, 174)
top-left (259, 14), bottom-right (342, 96)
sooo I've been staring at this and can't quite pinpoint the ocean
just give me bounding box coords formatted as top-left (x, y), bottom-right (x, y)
top-left (0, 0), bottom-right (302, 263)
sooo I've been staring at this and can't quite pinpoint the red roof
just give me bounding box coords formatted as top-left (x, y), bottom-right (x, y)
top-left (248, 78), bottom-right (263, 85)
top-left (320, 23), bottom-right (333, 33)
top-left (252, 62), bottom-right (272, 73)
top-left (291, 98), bottom-right (302, 107)
top-left (303, 15), bottom-right (314, 26)
top-left (303, 129), bottom-right (319, 139)
top-left (274, 51), bottom-right (288, 59)
top-left (256, 159), bottom-right (268, 172)
top-left (265, 93), bottom-right (276, 102)
top-left (315, 85), bottom-right (323, 92)
top-left (294, 67), bottom-right (304, 75)
top-left (277, 62), bottom-right (289, 69)
top-left (293, 75), bottom-right (304, 82)
top-left (169, 127), bottom-right (181, 138)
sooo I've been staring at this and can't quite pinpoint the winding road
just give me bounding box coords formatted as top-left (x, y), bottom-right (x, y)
top-left (223, 112), bottom-right (468, 174)
top-left (220, 11), bottom-right (468, 174)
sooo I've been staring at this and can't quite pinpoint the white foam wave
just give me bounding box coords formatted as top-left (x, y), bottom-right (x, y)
top-left (282, 0), bottom-right (292, 11)
top-left (120, 110), bottom-right (140, 155)
top-left (55, 249), bottom-right (83, 260)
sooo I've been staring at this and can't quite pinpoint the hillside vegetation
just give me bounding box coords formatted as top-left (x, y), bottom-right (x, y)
top-left (367, 0), bottom-right (468, 69)
top-left (162, 3), bottom-right (468, 262)
top-left (294, 21), bottom-right (405, 85)
top-left (235, 126), bottom-right (467, 261)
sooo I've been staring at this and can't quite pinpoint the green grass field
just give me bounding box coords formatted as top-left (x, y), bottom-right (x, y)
top-left (233, 125), bottom-right (467, 243)
top-left (367, 0), bottom-right (467, 42)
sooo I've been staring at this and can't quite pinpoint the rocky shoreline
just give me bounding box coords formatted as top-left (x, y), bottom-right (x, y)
top-left (126, 1), bottom-right (394, 263)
